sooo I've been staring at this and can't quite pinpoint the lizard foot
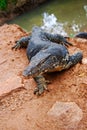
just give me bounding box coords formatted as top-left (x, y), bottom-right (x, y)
top-left (34, 75), bottom-right (49, 95)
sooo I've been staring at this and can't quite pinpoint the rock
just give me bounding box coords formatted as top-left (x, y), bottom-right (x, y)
top-left (0, 24), bottom-right (28, 99)
top-left (0, 75), bottom-right (24, 99)
top-left (82, 58), bottom-right (87, 64)
top-left (47, 101), bottom-right (83, 129)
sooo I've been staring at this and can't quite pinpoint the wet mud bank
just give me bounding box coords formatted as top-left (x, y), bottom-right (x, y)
top-left (0, 0), bottom-right (47, 25)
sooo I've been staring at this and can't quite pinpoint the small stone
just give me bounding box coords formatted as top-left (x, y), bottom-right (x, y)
top-left (47, 101), bottom-right (83, 129)
top-left (11, 107), bottom-right (15, 111)
top-left (82, 58), bottom-right (87, 64)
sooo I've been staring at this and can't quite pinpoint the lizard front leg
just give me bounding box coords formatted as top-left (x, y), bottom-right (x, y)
top-left (12, 36), bottom-right (31, 50)
top-left (34, 75), bottom-right (49, 95)
top-left (44, 32), bottom-right (73, 47)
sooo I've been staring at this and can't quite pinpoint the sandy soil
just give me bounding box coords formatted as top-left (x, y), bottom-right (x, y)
top-left (0, 24), bottom-right (87, 130)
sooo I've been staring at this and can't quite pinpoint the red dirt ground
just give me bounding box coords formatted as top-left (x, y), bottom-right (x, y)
top-left (0, 24), bottom-right (87, 130)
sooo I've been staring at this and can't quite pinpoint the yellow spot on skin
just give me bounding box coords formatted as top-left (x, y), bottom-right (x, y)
top-left (48, 66), bottom-right (63, 72)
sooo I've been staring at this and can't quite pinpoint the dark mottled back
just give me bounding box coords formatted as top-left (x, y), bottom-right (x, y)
top-left (27, 26), bottom-right (51, 60)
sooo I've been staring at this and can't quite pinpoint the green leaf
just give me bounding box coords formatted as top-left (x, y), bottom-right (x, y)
top-left (0, 0), bottom-right (7, 10)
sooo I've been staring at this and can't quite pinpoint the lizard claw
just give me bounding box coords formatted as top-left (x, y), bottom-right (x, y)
top-left (34, 83), bottom-right (49, 95)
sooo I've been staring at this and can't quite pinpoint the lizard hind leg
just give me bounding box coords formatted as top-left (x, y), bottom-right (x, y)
top-left (65, 51), bottom-right (83, 69)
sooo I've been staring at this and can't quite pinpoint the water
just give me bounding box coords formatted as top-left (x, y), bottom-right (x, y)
top-left (8, 0), bottom-right (87, 36)
top-left (41, 13), bottom-right (68, 36)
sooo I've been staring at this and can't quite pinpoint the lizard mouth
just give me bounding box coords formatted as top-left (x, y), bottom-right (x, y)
top-left (23, 69), bottom-right (32, 77)
top-left (22, 66), bottom-right (40, 77)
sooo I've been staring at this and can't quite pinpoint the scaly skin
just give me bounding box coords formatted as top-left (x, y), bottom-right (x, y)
top-left (74, 32), bottom-right (87, 39)
top-left (12, 26), bottom-right (83, 95)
